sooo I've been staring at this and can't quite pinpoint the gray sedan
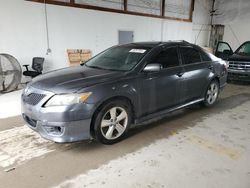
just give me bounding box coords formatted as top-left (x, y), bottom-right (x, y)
top-left (22, 41), bottom-right (227, 144)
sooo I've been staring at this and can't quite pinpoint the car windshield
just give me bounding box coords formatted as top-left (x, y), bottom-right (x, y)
top-left (236, 42), bottom-right (250, 56)
top-left (85, 46), bottom-right (151, 71)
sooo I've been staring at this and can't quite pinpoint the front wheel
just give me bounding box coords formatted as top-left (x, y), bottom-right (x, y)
top-left (94, 100), bottom-right (132, 144)
top-left (203, 80), bottom-right (219, 107)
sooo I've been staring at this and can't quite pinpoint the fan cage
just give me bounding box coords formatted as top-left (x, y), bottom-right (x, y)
top-left (0, 54), bottom-right (22, 93)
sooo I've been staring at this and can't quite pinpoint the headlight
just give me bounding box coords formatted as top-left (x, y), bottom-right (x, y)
top-left (45, 92), bottom-right (92, 107)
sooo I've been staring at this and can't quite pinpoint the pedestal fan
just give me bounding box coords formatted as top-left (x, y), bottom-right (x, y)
top-left (0, 54), bottom-right (22, 93)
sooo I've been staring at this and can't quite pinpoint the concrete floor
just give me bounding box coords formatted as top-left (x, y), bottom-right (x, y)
top-left (0, 83), bottom-right (250, 188)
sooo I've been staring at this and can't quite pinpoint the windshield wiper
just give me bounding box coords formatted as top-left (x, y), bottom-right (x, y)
top-left (85, 65), bottom-right (107, 70)
top-left (84, 63), bottom-right (125, 72)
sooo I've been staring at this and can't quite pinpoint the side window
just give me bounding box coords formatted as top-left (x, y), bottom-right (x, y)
top-left (151, 47), bottom-right (179, 69)
top-left (200, 51), bottom-right (211, 62)
top-left (217, 42), bottom-right (231, 53)
top-left (180, 47), bottom-right (201, 65)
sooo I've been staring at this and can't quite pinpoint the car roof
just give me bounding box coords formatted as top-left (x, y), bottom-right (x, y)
top-left (121, 40), bottom-right (191, 48)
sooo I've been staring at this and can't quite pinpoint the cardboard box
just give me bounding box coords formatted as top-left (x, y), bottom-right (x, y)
top-left (67, 49), bottom-right (92, 66)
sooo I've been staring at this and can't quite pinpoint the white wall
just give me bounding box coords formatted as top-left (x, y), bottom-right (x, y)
top-left (191, 0), bottom-right (212, 47)
top-left (0, 0), bottom-right (211, 71)
top-left (214, 0), bottom-right (250, 51)
top-left (223, 21), bottom-right (250, 51)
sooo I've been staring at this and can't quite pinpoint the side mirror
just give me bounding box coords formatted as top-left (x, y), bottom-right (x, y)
top-left (143, 64), bottom-right (162, 72)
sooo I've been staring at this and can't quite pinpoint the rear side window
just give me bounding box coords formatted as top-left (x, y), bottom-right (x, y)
top-left (180, 47), bottom-right (201, 65)
top-left (200, 51), bottom-right (211, 61)
top-left (151, 47), bottom-right (180, 69)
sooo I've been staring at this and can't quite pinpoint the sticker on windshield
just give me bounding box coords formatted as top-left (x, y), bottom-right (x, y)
top-left (129, 49), bottom-right (147, 53)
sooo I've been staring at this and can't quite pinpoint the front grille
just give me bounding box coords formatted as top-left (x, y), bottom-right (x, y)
top-left (228, 72), bottom-right (249, 77)
top-left (23, 93), bottom-right (46, 105)
top-left (229, 61), bottom-right (250, 70)
top-left (228, 72), bottom-right (250, 81)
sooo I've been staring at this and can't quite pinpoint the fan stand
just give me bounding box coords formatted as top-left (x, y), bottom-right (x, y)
top-left (0, 71), bottom-right (15, 93)
top-left (21, 75), bottom-right (32, 85)
top-left (2, 79), bottom-right (5, 91)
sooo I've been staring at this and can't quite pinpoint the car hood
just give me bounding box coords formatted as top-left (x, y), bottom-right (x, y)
top-left (228, 54), bottom-right (250, 62)
top-left (30, 65), bottom-right (124, 93)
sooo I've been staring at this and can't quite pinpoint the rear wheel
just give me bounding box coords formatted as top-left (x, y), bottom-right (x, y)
top-left (94, 100), bottom-right (132, 144)
top-left (203, 80), bottom-right (219, 107)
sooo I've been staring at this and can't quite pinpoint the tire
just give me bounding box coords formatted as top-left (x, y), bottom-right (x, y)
top-left (93, 100), bottom-right (132, 144)
top-left (203, 80), bottom-right (219, 107)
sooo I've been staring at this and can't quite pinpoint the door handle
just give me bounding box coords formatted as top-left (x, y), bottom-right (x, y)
top-left (176, 72), bottom-right (184, 77)
top-left (208, 65), bottom-right (213, 70)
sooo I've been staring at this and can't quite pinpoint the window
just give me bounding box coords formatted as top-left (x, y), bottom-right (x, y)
top-left (165, 0), bottom-right (192, 19)
top-left (151, 47), bottom-right (180, 69)
top-left (200, 51), bottom-right (211, 62)
top-left (53, 0), bottom-right (70, 2)
top-left (75, 0), bottom-right (124, 10)
top-left (27, 0), bottom-right (194, 22)
top-left (127, 0), bottom-right (161, 16)
top-left (180, 47), bottom-right (201, 64)
top-left (236, 42), bottom-right (250, 56)
top-left (85, 46), bottom-right (151, 71)
top-left (217, 42), bottom-right (231, 53)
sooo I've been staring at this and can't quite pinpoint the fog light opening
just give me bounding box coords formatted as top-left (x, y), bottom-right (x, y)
top-left (44, 126), bottom-right (64, 135)
top-left (56, 126), bottom-right (63, 133)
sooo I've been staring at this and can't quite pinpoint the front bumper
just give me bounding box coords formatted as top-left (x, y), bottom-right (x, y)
top-left (23, 114), bottom-right (91, 143)
top-left (228, 69), bottom-right (250, 82)
top-left (21, 86), bottom-right (94, 143)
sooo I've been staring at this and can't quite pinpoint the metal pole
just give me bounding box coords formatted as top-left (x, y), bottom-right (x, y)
top-left (44, 0), bottom-right (52, 55)
top-left (209, 0), bottom-right (216, 48)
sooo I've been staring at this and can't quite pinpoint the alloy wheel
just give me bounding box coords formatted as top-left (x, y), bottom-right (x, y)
top-left (100, 107), bottom-right (128, 140)
top-left (206, 82), bottom-right (219, 105)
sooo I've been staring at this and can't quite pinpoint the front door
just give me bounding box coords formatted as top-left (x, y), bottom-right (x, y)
top-left (215, 41), bottom-right (233, 60)
top-left (138, 46), bottom-right (184, 116)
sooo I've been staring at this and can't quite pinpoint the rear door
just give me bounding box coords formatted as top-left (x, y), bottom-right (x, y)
top-left (179, 46), bottom-right (211, 103)
top-left (215, 41), bottom-right (233, 60)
